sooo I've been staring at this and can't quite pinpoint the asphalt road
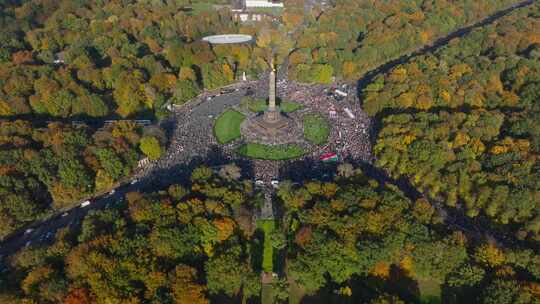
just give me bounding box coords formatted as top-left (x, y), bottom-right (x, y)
top-left (0, 181), bottom-right (140, 257)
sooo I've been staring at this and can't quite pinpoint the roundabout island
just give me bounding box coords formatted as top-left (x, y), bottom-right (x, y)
top-left (212, 60), bottom-right (333, 161)
top-left (214, 60), bottom-right (330, 161)
top-left (155, 55), bottom-right (372, 184)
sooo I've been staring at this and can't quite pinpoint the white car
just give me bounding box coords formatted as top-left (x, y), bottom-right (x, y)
top-left (255, 180), bottom-right (264, 186)
top-left (270, 180), bottom-right (280, 188)
top-left (130, 179), bottom-right (139, 185)
top-left (109, 189), bottom-right (116, 196)
top-left (24, 228), bottom-right (34, 235)
top-left (61, 212), bottom-right (69, 217)
top-left (81, 200), bottom-right (91, 207)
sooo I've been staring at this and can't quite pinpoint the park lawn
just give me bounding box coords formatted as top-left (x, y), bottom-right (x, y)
top-left (418, 278), bottom-right (441, 304)
top-left (236, 143), bottom-right (306, 160)
top-left (190, 2), bottom-right (214, 13)
top-left (248, 99), bottom-right (303, 113)
top-left (303, 114), bottom-right (330, 145)
top-left (261, 284), bottom-right (274, 304)
top-left (214, 110), bottom-right (245, 144)
top-left (257, 219), bottom-right (275, 273)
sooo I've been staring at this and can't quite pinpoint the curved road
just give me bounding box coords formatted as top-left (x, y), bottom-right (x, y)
top-left (0, 0), bottom-right (535, 259)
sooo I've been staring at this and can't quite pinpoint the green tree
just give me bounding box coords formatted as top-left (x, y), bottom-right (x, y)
top-left (139, 136), bottom-right (163, 161)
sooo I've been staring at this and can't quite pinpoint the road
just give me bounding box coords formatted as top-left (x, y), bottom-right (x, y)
top-left (0, 0), bottom-right (535, 259)
top-left (0, 182), bottom-right (139, 257)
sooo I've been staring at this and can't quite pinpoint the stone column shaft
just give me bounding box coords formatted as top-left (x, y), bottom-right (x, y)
top-left (268, 66), bottom-right (276, 111)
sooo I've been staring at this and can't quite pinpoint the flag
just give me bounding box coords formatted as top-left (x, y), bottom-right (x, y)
top-left (320, 153), bottom-right (338, 162)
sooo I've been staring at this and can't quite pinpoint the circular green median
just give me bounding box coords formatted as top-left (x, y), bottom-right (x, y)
top-left (236, 143), bottom-right (306, 160)
top-left (303, 113), bottom-right (330, 145)
top-left (214, 109), bottom-right (246, 144)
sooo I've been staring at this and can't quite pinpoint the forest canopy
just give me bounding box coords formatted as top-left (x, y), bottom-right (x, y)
top-left (0, 120), bottom-right (163, 240)
top-left (362, 2), bottom-right (540, 241)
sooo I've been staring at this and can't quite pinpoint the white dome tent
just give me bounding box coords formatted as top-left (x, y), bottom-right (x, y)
top-left (202, 34), bottom-right (253, 44)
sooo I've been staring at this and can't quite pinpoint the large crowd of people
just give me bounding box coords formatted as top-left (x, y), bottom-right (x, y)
top-left (136, 73), bottom-right (374, 189)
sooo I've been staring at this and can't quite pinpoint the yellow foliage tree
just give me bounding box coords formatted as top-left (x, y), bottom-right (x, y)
top-left (474, 244), bottom-right (505, 267)
top-left (213, 217), bottom-right (235, 242)
top-left (370, 261), bottom-right (390, 279)
top-left (397, 92), bottom-right (415, 108)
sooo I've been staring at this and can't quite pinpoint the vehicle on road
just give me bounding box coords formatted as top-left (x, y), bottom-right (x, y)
top-left (271, 180), bottom-right (280, 188)
top-left (255, 180), bottom-right (264, 186)
top-left (130, 179), bottom-right (139, 185)
top-left (344, 108), bottom-right (355, 119)
top-left (25, 241), bottom-right (31, 248)
top-left (220, 88), bottom-right (235, 94)
top-left (80, 200), bottom-right (91, 207)
top-left (334, 89), bottom-right (348, 97)
top-left (39, 232), bottom-right (53, 241)
top-left (109, 189), bottom-right (116, 196)
top-left (24, 228), bottom-right (34, 235)
top-left (61, 212), bottom-right (69, 217)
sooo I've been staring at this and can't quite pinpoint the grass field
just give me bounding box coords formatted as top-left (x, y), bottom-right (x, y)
top-left (190, 2), bottom-right (214, 13)
top-left (236, 143), bottom-right (306, 160)
top-left (247, 99), bottom-right (303, 113)
top-left (262, 284), bottom-right (274, 304)
top-left (418, 278), bottom-right (441, 304)
top-left (303, 114), bottom-right (330, 145)
top-left (214, 110), bottom-right (245, 144)
top-left (257, 219), bottom-right (275, 273)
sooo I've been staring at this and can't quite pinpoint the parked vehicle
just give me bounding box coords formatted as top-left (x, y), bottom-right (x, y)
top-left (81, 200), bottom-right (91, 207)
top-left (24, 228), bottom-right (34, 235)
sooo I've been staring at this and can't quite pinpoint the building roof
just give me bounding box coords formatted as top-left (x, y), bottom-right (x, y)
top-left (202, 34), bottom-right (253, 44)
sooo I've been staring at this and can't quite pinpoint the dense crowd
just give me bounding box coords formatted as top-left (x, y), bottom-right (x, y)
top-left (134, 72), bottom-right (374, 194)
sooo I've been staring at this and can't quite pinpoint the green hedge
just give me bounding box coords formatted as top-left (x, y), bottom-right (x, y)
top-left (246, 98), bottom-right (303, 113)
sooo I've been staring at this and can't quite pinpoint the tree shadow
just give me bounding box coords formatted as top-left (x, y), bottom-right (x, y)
top-left (278, 157), bottom-right (337, 183)
top-left (139, 145), bottom-right (255, 192)
top-left (251, 229), bottom-right (264, 273)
